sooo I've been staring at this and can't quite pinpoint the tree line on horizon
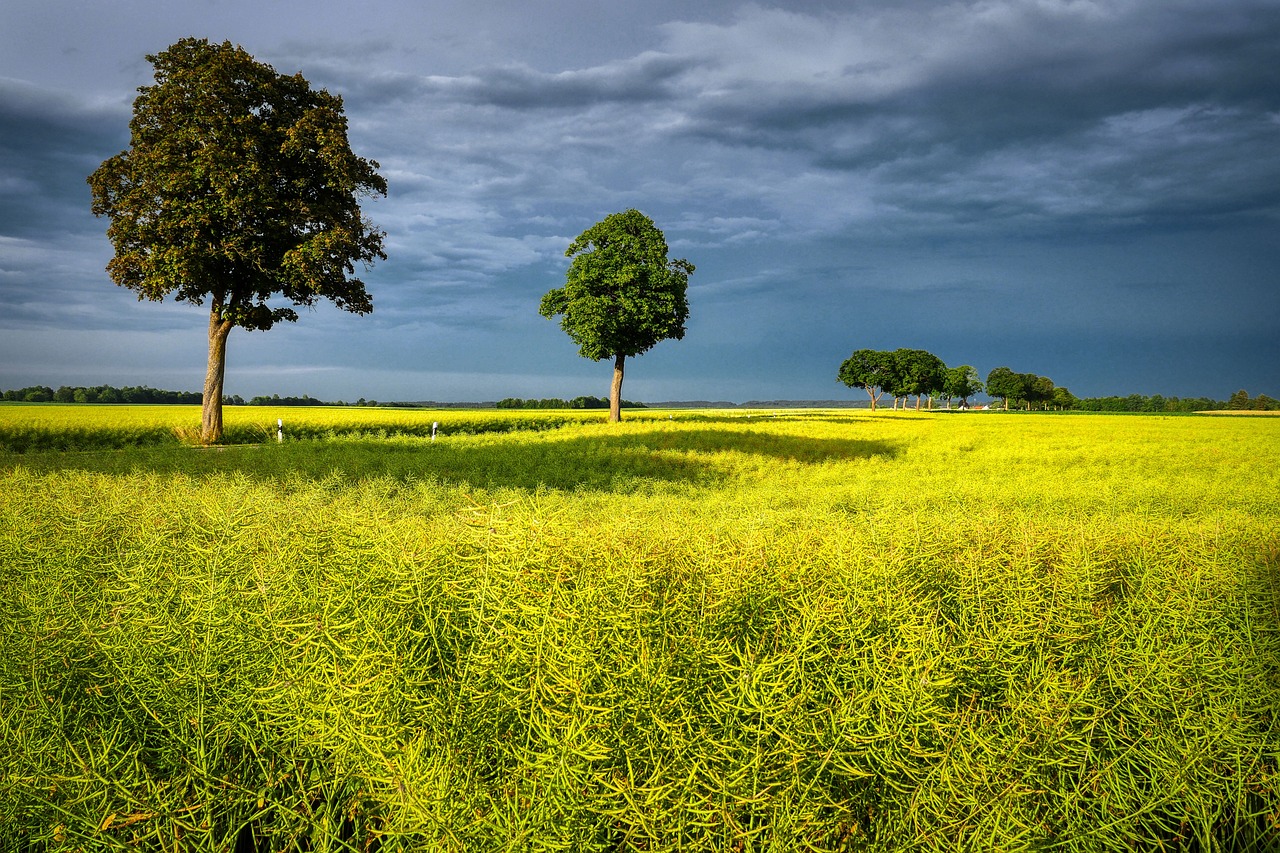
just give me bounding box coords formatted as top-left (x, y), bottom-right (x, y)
top-left (4, 383), bottom-right (1276, 412)
top-left (497, 396), bottom-right (647, 410)
top-left (838, 348), bottom-right (1079, 411)
top-left (836, 349), bottom-right (1278, 412)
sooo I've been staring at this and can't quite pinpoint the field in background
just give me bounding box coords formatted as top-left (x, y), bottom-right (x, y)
top-left (0, 403), bottom-right (653, 452)
top-left (2, 407), bottom-right (1278, 851)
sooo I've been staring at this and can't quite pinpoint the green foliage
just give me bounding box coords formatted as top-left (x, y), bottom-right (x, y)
top-left (839, 349), bottom-right (948, 409)
top-left (498, 397), bottom-right (568, 409)
top-left (539, 210), bottom-right (693, 363)
top-left (980, 371), bottom-right (1070, 411)
top-left (2, 384), bottom-right (203, 405)
top-left (837, 349), bottom-right (898, 409)
top-left (891, 348), bottom-right (946, 407)
top-left (1050, 385), bottom-right (1077, 410)
top-left (942, 365), bottom-right (983, 405)
top-left (2, 412), bottom-right (1278, 851)
top-left (88, 38), bottom-right (386, 329)
top-left (497, 396), bottom-right (648, 410)
top-left (1227, 390), bottom-right (1280, 411)
top-left (539, 209), bottom-right (693, 423)
top-left (246, 393), bottom-right (333, 407)
top-left (1072, 396), bottom-right (1225, 413)
top-left (985, 367), bottom-right (1019, 409)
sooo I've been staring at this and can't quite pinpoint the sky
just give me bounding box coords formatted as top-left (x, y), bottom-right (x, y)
top-left (1, 0), bottom-right (1277, 403)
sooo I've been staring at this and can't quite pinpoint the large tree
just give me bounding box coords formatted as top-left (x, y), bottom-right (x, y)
top-left (837, 349), bottom-right (899, 410)
top-left (539, 210), bottom-right (693, 422)
top-left (88, 38), bottom-right (386, 443)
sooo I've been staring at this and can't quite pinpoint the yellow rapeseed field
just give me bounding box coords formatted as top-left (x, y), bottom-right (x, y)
top-left (2, 406), bottom-right (1278, 851)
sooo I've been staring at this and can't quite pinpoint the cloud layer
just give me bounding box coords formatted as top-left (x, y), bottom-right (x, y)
top-left (1, 0), bottom-right (1277, 400)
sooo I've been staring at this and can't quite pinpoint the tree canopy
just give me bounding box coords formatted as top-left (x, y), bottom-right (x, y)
top-left (984, 367), bottom-right (1021, 410)
top-left (984, 367), bottom-right (1066, 410)
top-left (88, 38), bottom-right (386, 442)
top-left (539, 209), bottom-right (693, 422)
top-left (942, 365), bottom-right (984, 407)
top-left (892, 348), bottom-right (947, 409)
top-left (839, 348), bottom-right (949, 410)
top-left (837, 349), bottom-right (898, 410)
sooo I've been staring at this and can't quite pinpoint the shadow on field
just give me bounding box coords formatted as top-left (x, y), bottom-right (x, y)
top-left (4, 428), bottom-right (902, 493)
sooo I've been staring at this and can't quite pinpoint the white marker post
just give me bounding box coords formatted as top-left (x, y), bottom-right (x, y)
top-left (432, 421), bottom-right (439, 441)
top-left (277, 419), bottom-right (283, 443)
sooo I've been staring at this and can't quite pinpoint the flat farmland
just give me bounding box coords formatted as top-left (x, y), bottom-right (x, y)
top-left (2, 406), bottom-right (1277, 851)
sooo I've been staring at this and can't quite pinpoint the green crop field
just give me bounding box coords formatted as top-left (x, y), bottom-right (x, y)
top-left (2, 406), bottom-right (1278, 851)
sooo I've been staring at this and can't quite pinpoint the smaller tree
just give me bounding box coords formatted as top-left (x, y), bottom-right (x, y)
top-left (893, 348), bottom-right (946, 410)
top-left (838, 349), bottom-right (899, 410)
top-left (985, 366), bottom-right (1020, 410)
top-left (540, 210), bottom-right (693, 423)
top-left (1051, 386), bottom-right (1077, 410)
top-left (942, 365), bottom-right (983, 409)
top-left (1026, 375), bottom-right (1055, 411)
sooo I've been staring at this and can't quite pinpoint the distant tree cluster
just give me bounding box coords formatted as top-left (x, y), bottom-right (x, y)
top-left (1, 384), bottom-right (202, 404)
top-left (1226, 390), bottom-right (1279, 411)
top-left (1073, 395), bottom-right (1228, 413)
top-left (984, 367), bottom-right (1076, 411)
top-left (246, 393), bottom-right (341, 407)
top-left (497, 396), bottom-right (646, 410)
top-left (837, 353), bottom-right (1276, 413)
top-left (837, 349), bottom-right (984, 411)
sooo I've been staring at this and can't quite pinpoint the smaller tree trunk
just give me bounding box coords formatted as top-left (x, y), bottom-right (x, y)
top-left (202, 309), bottom-right (234, 444)
top-left (608, 353), bottom-right (625, 423)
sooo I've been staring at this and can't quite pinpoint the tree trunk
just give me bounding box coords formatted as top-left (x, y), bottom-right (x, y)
top-left (202, 308), bottom-right (233, 444)
top-left (608, 353), bottom-right (625, 423)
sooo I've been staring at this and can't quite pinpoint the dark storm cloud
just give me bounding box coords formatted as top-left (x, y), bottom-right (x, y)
top-left (353, 0), bottom-right (1280, 242)
top-left (647, 1), bottom-right (1280, 231)
top-left (0, 80), bottom-right (160, 334)
top-left (2, 0), bottom-right (1277, 400)
top-left (0, 79), bottom-right (126, 239)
